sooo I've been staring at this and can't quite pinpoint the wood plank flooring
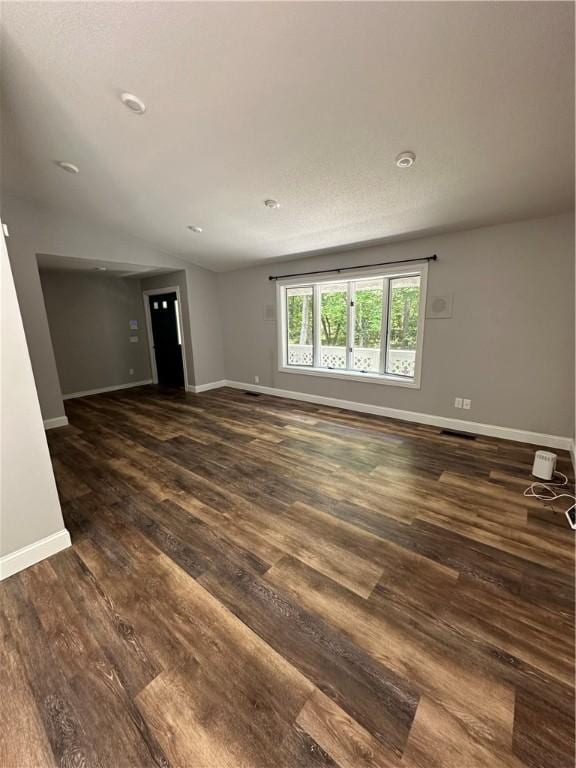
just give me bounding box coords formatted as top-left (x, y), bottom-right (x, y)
top-left (1, 385), bottom-right (574, 768)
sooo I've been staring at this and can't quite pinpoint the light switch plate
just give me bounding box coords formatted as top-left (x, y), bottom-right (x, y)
top-left (463, 399), bottom-right (471, 410)
top-left (454, 397), bottom-right (463, 408)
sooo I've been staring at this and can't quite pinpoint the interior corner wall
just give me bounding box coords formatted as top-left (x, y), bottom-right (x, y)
top-left (1, 222), bottom-right (69, 571)
top-left (184, 265), bottom-right (226, 386)
top-left (1, 195), bottom-right (226, 418)
top-left (2, 205), bottom-right (65, 421)
top-left (41, 270), bottom-right (152, 396)
top-left (217, 212), bottom-right (575, 439)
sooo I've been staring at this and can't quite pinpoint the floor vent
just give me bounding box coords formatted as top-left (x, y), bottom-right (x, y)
top-left (440, 429), bottom-right (477, 440)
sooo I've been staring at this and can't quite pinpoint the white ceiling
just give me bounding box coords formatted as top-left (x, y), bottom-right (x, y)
top-left (1, 2), bottom-right (574, 271)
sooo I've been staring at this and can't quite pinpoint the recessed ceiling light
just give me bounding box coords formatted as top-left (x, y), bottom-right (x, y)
top-left (187, 225), bottom-right (203, 233)
top-left (120, 92), bottom-right (146, 115)
top-left (94, 266), bottom-right (107, 271)
top-left (395, 151), bottom-right (416, 169)
top-left (264, 199), bottom-right (280, 209)
top-left (55, 161), bottom-right (80, 174)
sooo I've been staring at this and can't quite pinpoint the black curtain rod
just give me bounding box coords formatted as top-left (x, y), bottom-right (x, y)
top-left (268, 254), bottom-right (437, 281)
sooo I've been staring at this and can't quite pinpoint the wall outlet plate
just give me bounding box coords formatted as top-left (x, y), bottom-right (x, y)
top-left (463, 399), bottom-right (471, 409)
top-left (254, 375), bottom-right (260, 384)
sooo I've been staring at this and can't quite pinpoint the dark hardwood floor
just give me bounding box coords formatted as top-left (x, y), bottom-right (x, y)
top-left (1, 385), bottom-right (574, 768)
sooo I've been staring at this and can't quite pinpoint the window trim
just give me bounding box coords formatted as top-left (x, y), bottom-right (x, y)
top-left (276, 262), bottom-right (428, 388)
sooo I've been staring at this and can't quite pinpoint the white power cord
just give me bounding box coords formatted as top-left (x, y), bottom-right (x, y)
top-left (524, 471), bottom-right (576, 529)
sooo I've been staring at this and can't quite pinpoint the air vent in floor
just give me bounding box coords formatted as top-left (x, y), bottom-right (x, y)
top-left (440, 429), bottom-right (477, 440)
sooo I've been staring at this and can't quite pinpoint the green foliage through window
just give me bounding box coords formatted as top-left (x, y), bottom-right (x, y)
top-left (287, 289), bottom-right (313, 346)
top-left (284, 273), bottom-right (422, 377)
top-left (354, 283), bottom-right (383, 348)
top-left (388, 279), bottom-right (420, 350)
top-left (320, 287), bottom-right (347, 346)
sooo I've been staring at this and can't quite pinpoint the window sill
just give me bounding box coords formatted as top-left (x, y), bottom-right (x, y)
top-left (278, 365), bottom-right (420, 388)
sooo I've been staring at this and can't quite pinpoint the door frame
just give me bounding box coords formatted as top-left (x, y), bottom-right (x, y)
top-left (142, 286), bottom-right (190, 390)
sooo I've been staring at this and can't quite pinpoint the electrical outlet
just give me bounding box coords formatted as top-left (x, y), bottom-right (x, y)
top-left (129, 368), bottom-right (134, 376)
top-left (463, 398), bottom-right (471, 410)
top-left (454, 397), bottom-right (463, 408)
top-left (254, 375), bottom-right (260, 384)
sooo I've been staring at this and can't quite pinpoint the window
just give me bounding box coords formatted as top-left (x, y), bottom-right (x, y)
top-left (286, 286), bottom-right (314, 366)
top-left (277, 265), bottom-right (427, 387)
top-left (319, 283), bottom-right (347, 369)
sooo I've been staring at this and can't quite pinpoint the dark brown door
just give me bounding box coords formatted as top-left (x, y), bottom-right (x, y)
top-left (148, 292), bottom-right (185, 388)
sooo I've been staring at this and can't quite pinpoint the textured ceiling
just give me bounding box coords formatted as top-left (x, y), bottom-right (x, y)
top-left (1, 2), bottom-right (574, 271)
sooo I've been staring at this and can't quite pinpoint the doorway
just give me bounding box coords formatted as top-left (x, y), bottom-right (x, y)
top-left (143, 288), bottom-right (187, 389)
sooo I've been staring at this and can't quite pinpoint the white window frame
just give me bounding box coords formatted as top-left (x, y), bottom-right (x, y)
top-left (276, 262), bottom-right (428, 388)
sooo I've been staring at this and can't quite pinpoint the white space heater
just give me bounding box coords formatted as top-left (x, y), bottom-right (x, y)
top-left (531, 450), bottom-right (557, 481)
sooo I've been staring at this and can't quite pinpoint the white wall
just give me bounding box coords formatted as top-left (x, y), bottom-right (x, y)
top-left (3, 194), bottom-right (573, 442)
top-left (0, 223), bottom-right (70, 579)
top-left (217, 213), bottom-right (575, 439)
top-left (184, 265), bottom-right (226, 386)
top-left (1, 195), bottom-right (226, 418)
top-left (40, 269), bottom-right (153, 395)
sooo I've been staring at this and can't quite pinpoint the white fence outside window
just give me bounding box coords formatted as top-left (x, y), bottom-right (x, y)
top-left (287, 345), bottom-right (416, 376)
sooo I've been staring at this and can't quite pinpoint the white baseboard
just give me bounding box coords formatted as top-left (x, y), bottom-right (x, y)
top-left (53, 375), bottom-right (571, 452)
top-left (0, 529), bottom-right (71, 581)
top-left (62, 380), bottom-right (153, 400)
top-left (225, 380), bottom-right (573, 451)
top-left (43, 415), bottom-right (69, 430)
top-left (186, 380), bottom-right (228, 394)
